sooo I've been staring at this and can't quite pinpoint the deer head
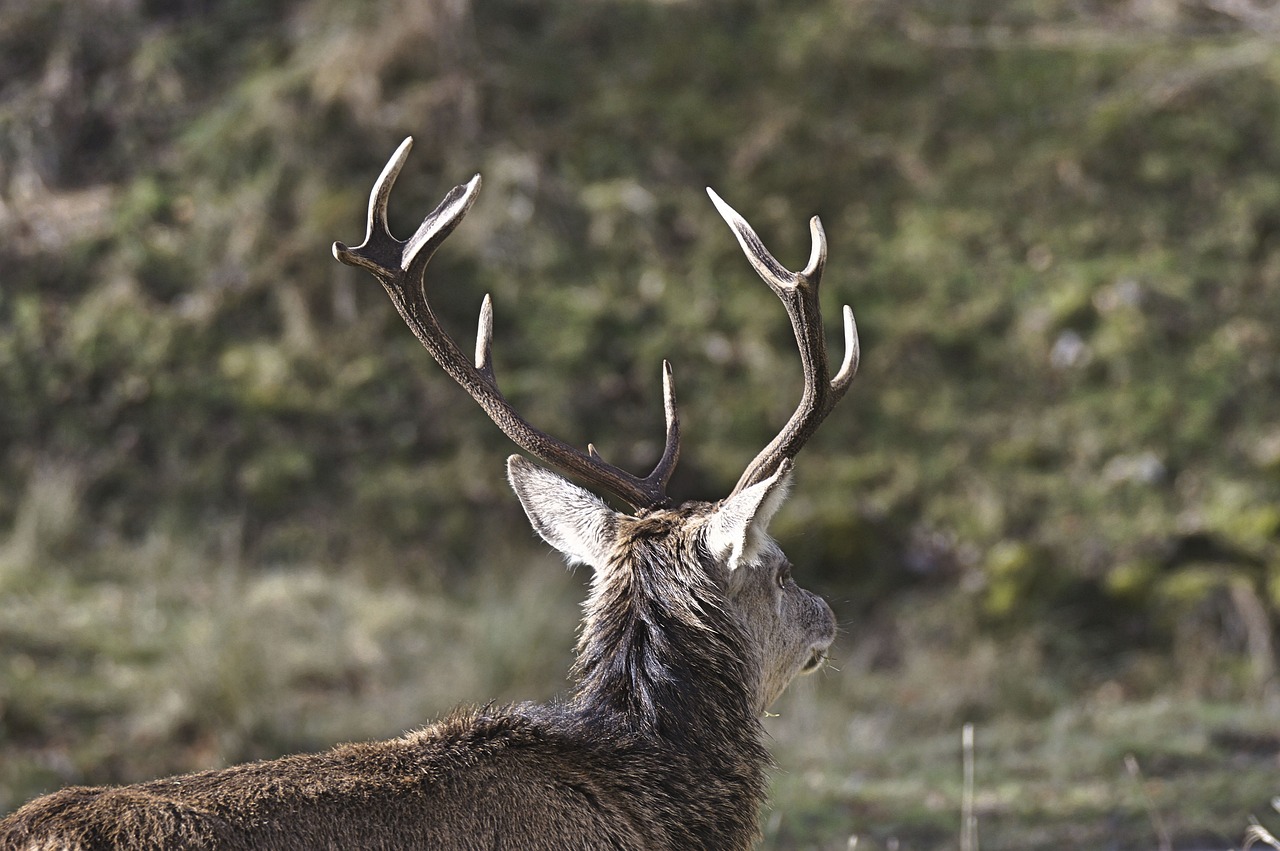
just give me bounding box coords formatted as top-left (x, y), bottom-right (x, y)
top-left (332, 137), bottom-right (856, 720)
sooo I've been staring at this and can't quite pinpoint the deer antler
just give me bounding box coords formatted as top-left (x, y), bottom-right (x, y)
top-left (706, 189), bottom-right (859, 497)
top-left (333, 138), bottom-right (680, 510)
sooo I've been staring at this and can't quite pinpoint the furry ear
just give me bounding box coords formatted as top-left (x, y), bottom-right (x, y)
top-left (507, 455), bottom-right (618, 569)
top-left (704, 459), bottom-right (793, 571)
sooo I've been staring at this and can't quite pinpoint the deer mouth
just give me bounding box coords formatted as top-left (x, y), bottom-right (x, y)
top-left (801, 647), bottom-right (828, 674)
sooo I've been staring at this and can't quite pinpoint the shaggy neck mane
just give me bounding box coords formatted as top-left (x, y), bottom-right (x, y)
top-left (569, 513), bottom-right (762, 745)
top-left (561, 511), bottom-right (772, 847)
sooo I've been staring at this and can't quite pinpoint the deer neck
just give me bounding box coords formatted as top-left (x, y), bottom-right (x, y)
top-left (569, 517), bottom-right (762, 745)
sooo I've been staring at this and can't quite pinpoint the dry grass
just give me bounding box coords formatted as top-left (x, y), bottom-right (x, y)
top-left (760, 595), bottom-right (1280, 850)
top-left (1, 489), bottom-right (1276, 848)
top-left (0, 500), bottom-right (579, 811)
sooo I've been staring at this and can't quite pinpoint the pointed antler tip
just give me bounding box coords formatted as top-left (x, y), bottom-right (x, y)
top-left (706, 187), bottom-right (737, 221)
top-left (385, 137), bottom-right (415, 176)
top-left (706, 188), bottom-right (746, 230)
top-left (831, 304), bottom-right (860, 387)
top-left (456, 174), bottom-right (482, 202)
top-left (332, 240), bottom-right (370, 271)
top-left (660, 361), bottom-right (678, 420)
top-left (474, 295), bottom-right (496, 373)
top-left (842, 304), bottom-right (858, 345)
top-left (659, 359), bottom-right (677, 398)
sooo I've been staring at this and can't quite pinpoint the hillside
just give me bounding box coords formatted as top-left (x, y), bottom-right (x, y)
top-left (2, 1), bottom-right (1278, 847)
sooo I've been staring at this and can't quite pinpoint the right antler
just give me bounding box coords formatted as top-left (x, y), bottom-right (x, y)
top-left (706, 189), bottom-right (859, 497)
top-left (333, 138), bottom-right (680, 510)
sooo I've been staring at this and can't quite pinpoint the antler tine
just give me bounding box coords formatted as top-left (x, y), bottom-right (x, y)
top-left (705, 188), bottom-right (859, 496)
top-left (475, 294), bottom-right (496, 380)
top-left (333, 137), bottom-right (412, 275)
top-left (833, 303), bottom-right (860, 389)
top-left (652, 359), bottom-right (681, 491)
top-left (333, 138), bottom-right (680, 510)
top-left (332, 137), bottom-right (482, 288)
top-left (588, 360), bottom-right (680, 492)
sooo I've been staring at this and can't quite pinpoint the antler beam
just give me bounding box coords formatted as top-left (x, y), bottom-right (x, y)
top-left (333, 138), bottom-right (680, 510)
top-left (706, 189), bottom-right (859, 497)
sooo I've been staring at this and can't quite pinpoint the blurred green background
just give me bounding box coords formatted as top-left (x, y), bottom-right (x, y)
top-left (2, 1), bottom-right (1279, 847)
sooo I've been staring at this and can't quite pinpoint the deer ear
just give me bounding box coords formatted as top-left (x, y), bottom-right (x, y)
top-left (507, 455), bottom-right (618, 569)
top-left (705, 459), bottom-right (793, 571)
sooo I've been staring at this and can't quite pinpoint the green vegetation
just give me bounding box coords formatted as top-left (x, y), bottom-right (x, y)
top-left (2, 1), bottom-right (1278, 846)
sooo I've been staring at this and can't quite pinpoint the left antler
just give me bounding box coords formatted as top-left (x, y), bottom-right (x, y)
top-left (333, 138), bottom-right (681, 510)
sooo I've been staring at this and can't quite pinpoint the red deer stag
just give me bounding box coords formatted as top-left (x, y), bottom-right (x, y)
top-left (0, 137), bottom-right (857, 850)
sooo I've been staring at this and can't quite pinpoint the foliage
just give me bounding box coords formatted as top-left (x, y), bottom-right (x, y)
top-left (2, 0), bottom-right (1279, 844)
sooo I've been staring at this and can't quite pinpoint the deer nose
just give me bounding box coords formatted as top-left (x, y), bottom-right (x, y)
top-left (813, 594), bottom-right (837, 645)
top-left (797, 594), bottom-right (836, 676)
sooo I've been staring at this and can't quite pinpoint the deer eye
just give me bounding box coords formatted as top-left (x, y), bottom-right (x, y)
top-left (775, 563), bottom-right (792, 589)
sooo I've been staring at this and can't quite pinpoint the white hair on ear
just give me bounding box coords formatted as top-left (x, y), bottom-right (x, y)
top-left (507, 455), bottom-right (618, 569)
top-left (704, 460), bottom-right (793, 571)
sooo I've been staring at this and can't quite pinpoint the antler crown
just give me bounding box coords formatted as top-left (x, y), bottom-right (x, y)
top-left (333, 137), bottom-right (857, 510)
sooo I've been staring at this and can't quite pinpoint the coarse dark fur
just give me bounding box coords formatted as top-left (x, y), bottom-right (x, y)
top-left (0, 459), bottom-right (836, 850)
